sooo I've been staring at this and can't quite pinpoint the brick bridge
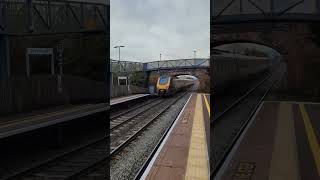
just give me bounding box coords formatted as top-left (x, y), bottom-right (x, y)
top-left (212, 0), bottom-right (320, 98)
top-left (144, 59), bottom-right (210, 93)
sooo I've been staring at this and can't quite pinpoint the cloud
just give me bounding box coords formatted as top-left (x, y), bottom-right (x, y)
top-left (111, 0), bottom-right (210, 62)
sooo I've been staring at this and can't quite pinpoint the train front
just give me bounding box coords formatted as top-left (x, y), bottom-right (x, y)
top-left (156, 76), bottom-right (170, 96)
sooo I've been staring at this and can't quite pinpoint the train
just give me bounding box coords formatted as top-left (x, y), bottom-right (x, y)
top-left (212, 52), bottom-right (280, 93)
top-left (156, 75), bottom-right (194, 96)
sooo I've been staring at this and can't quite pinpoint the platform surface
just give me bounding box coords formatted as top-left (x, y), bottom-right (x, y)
top-left (110, 94), bottom-right (150, 106)
top-left (141, 93), bottom-right (210, 180)
top-left (0, 94), bottom-right (149, 139)
top-left (0, 103), bottom-right (107, 139)
top-left (217, 101), bottom-right (320, 180)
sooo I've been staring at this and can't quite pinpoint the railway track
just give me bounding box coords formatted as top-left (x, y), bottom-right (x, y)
top-left (110, 98), bottom-right (164, 131)
top-left (3, 97), bottom-right (162, 179)
top-left (210, 64), bottom-right (285, 179)
top-left (4, 136), bottom-right (108, 180)
top-left (4, 91), bottom-right (190, 179)
top-left (110, 97), bottom-right (161, 120)
top-left (84, 91), bottom-right (191, 179)
top-left (109, 93), bottom-right (185, 154)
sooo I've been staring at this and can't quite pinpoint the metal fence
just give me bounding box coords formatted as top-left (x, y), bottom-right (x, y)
top-left (110, 85), bottom-right (147, 98)
top-left (0, 75), bottom-right (106, 115)
top-left (111, 59), bottom-right (144, 73)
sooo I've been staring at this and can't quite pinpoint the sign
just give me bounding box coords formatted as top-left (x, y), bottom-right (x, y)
top-left (25, 48), bottom-right (54, 77)
top-left (27, 48), bottom-right (53, 55)
top-left (118, 76), bottom-right (128, 86)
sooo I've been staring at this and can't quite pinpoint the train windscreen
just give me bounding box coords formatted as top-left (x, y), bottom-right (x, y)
top-left (159, 76), bottom-right (169, 85)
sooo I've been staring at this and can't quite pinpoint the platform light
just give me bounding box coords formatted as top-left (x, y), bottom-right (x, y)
top-left (114, 45), bottom-right (125, 72)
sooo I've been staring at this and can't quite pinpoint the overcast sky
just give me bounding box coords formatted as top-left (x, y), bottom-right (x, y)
top-left (111, 0), bottom-right (210, 62)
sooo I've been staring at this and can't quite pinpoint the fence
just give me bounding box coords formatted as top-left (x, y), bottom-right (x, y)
top-left (0, 75), bottom-right (106, 115)
top-left (110, 85), bottom-right (148, 98)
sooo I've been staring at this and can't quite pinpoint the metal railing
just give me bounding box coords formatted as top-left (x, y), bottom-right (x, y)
top-left (143, 58), bottom-right (210, 71)
top-left (0, 0), bottom-right (109, 34)
top-left (110, 58), bottom-right (210, 73)
top-left (111, 59), bottom-right (144, 73)
top-left (212, 0), bottom-right (320, 23)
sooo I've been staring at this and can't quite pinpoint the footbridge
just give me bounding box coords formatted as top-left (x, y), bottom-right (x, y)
top-left (0, 0), bottom-right (109, 114)
top-left (0, 0), bottom-right (109, 34)
top-left (111, 58), bottom-right (210, 92)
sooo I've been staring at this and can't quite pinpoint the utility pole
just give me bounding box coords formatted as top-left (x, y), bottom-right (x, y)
top-left (114, 45), bottom-right (126, 85)
top-left (57, 41), bottom-right (64, 93)
top-left (159, 53), bottom-right (162, 71)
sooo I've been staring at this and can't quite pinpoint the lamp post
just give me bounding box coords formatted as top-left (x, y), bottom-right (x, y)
top-left (194, 50), bottom-right (196, 60)
top-left (114, 45), bottom-right (126, 85)
top-left (114, 45), bottom-right (125, 62)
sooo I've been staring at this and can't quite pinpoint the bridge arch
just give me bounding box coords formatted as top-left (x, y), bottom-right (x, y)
top-left (212, 22), bottom-right (320, 97)
top-left (212, 40), bottom-right (284, 55)
top-left (147, 68), bottom-right (210, 93)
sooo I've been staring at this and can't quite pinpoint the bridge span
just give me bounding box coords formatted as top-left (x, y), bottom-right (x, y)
top-left (212, 0), bottom-right (320, 98)
top-left (144, 58), bottom-right (210, 93)
top-left (0, 0), bottom-right (109, 35)
top-left (111, 58), bottom-right (210, 93)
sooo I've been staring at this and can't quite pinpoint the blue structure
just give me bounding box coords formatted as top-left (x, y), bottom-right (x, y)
top-left (111, 58), bottom-right (209, 73)
top-left (143, 58), bottom-right (209, 72)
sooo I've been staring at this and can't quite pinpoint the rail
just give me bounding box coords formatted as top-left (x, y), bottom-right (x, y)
top-left (210, 65), bottom-right (284, 178)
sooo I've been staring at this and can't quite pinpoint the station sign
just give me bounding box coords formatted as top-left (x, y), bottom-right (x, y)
top-left (27, 48), bottom-right (53, 55)
top-left (25, 48), bottom-right (54, 77)
top-left (118, 76), bottom-right (128, 86)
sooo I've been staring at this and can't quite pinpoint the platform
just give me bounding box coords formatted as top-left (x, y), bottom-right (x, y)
top-left (216, 101), bottom-right (320, 180)
top-left (141, 93), bottom-right (210, 180)
top-left (0, 94), bottom-right (150, 140)
top-left (0, 103), bottom-right (107, 139)
top-left (110, 94), bottom-right (150, 106)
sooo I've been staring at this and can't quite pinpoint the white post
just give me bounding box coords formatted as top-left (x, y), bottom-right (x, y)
top-left (51, 53), bottom-right (54, 75)
top-left (26, 51), bottom-right (30, 77)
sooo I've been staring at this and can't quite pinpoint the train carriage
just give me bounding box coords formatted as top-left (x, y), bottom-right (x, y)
top-left (212, 53), bottom-right (277, 93)
top-left (156, 76), bottom-right (193, 96)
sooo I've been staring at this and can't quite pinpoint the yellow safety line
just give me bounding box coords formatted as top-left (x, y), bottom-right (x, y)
top-left (268, 102), bottom-right (299, 180)
top-left (203, 94), bottom-right (210, 117)
top-left (299, 104), bottom-right (320, 176)
top-left (185, 94), bottom-right (209, 180)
